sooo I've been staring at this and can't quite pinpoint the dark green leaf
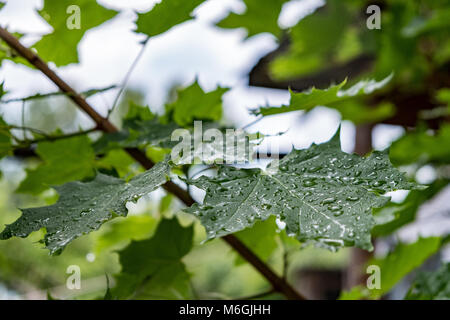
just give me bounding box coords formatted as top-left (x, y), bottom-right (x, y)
top-left (113, 218), bottom-right (194, 299)
top-left (0, 159), bottom-right (171, 254)
top-left (185, 128), bottom-right (417, 252)
top-left (405, 263), bottom-right (450, 300)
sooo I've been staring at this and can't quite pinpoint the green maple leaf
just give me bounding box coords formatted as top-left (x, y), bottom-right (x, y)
top-left (217, 0), bottom-right (289, 38)
top-left (113, 218), bottom-right (194, 299)
top-left (255, 75), bottom-right (393, 118)
top-left (0, 159), bottom-right (171, 254)
top-left (185, 128), bottom-right (418, 252)
top-left (17, 135), bottom-right (96, 195)
top-left (372, 180), bottom-right (448, 237)
top-left (370, 237), bottom-right (443, 297)
top-left (340, 237), bottom-right (443, 299)
top-left (34, 0), bottom-right (118, 66)
top-left (135, 0), bottom-right (205, 37)
top-left (164, 80), bottom-right (228, 126)
top-left (406, 263), bottom-right (450, 300)
top-left (269, 0), bottom-right (351, 80)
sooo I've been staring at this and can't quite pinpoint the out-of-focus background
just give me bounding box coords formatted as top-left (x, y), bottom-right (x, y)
top-left (0, 0), bottom-right (449, 300)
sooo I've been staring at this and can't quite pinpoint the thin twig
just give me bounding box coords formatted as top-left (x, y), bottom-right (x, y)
top-left (240, 116), bottom-right (263, 130)
top-left (108, 37), bottom-right (150, 118)
top-left (7, 124), bottom-right (49, 137)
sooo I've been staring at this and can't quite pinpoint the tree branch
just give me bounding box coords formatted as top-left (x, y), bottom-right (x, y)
top-left (0, 27), bottom-right (306, 300)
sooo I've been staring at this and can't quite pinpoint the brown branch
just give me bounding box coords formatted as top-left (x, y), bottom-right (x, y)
top-left (0, 27), bottom-right (306, 300)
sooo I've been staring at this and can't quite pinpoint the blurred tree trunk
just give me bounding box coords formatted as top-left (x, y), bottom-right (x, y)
top-left (344, 124), bottom-right (374, 289)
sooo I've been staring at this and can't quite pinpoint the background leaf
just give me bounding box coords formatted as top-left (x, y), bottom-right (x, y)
top-left (34, 0), bottom-right (118, 66)
top-left (216, 0), bottom-right (289, 38)
top-left (113, 218), bottom-right (194, 299)
top-left (136, 0), bottom-right (205, 37)
top-left (405, 262), bottom-right (450, 300)
top-left (17, 135), bottom-right (96, 195)
top-left (164, 80), bottom-right (228, 126)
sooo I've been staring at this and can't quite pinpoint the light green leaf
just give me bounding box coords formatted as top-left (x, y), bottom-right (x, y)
top-left (390, 124), bottom-right (450, 166)
top-left (372, 180), bottom-right (448, 237)
top-left (216, 0), bottom-right (289, 38)
top-left (95, 215), bottom-right (157, 254)
top-left (164, 80), bottom-right (228, 126)
top-left (255, 75), bottom-right (393, 120)
top-left (135, 0), bottom-right (205, 37)
top-left (96, 149), bottom-right (137, 179)
top-left (34, 0), bottom-right (118, 66)
top-left (113, 218), bottom-right (194, 299)
top-left (405, 263), bottom-right (450, 300)
top-left (0, 159), bottom-right (171, 254)
top-left (17, 135), bottom-right (96, 195)
top-left (369, 237), bottom-right (443, 298)
top-left (340, 237), bottom-right (443, 299)
top-left (185, 128), bottom-right (417, 252)
top-left (234, 216), bottom-right (279, 265)
top-left (269, 0), bottom-right (351, 79)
